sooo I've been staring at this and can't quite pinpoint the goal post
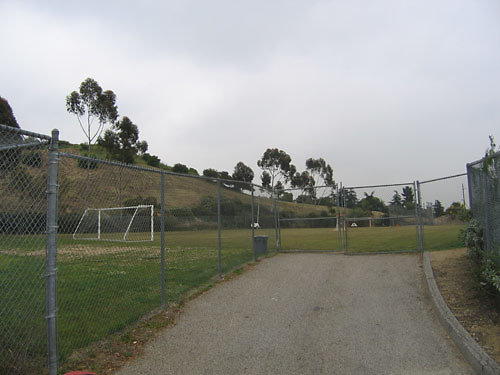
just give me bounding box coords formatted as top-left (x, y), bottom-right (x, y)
top-left (73, 205), bottom-right (154, 242)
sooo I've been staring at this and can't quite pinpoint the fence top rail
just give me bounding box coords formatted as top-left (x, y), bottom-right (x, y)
top-left (58, 151), bottom-right (266, 189)
top-left (280, 216), bottom-right (337, 221)
top-left (0, 123), bottom-right (52, 140)
top-left (467, 150), bottom-right (500, 167)
top-left (419, 172), bottom-right (467, 185)
top-left (343, 181), bottom-right (413, 190)
top-left (85, 205), bottom-right (153, 211)
top-left (345, 215), bottom-right (415, 221)
top-left (281, 185), bottom-right (335, 192)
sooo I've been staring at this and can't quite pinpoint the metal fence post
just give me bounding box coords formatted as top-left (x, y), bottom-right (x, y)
top-left (482, 169), bottom-right (492, 254)
top-left (251, 186), bottom-right (255, 262)
top-left (217, 179), bottom-right (222, 278)
top-left (161, 172), bottom-right (166, 309)
top-left (416, 181), bottom-right (424, 252)
top-left (413, 181), bottom-right (421, 252)
top-left (46, 129), bottom-right (59, 375)
top-left (276, 192), bottom-right (282, 251)
top-left (272, 188), bottom-right (279, 250)
top-left (337, 184), bottom-right (343, 252)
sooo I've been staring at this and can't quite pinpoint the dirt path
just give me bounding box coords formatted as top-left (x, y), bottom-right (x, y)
top-left (116, 253), bottom-right (472, 375)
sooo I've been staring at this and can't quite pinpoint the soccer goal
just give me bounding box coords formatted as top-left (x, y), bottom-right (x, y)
top-left (73, 205), bottom-right (154, 242)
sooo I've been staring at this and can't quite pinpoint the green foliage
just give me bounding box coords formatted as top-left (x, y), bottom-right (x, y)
top-left (232, 162), bottom-right (254, 191)
top-left (22, 151), bottom-right (42, 168)
top-left (257, 148), bottom-right (295, 189)
top-left (66, 78), bottom-right (118, 157)
top-left (77, 156), bottom-right (98, 170)
top-left (280, 191), bottom-right (294, 202)
top-left (203, 168), bottom-right (219, 178)
top-left (401, 186), bottom-right (415, 210)
top-left (188, 168), bottom-right (199, 176)
top-left (433, 200), bottom-right (444, 217)
top-left (461, 219), bottom-right (500, 295)
top-left (0, 97), bottom-right (23, 171)
top-left (359, 192), bottom-right (387, 213)
top-left (446, 202), bottom-right (472, 222)
top-left (9, 167), bottom-right (32, 191)
top-left (99, 116), bottom-right (148, 164)
top-left (0, 96), bottom-right (20, 128)
top-left (123, 195), bottom-right (159, 209)
top-left (172, 163), bottom-right (189, 174)
top-left (343, 189), bottom-right (358, 208)
top-left (389, 191), bottom-right (403, 207)
top-left (142, 153), bottom-right (161, 168)
top-left (483, 135), bottom-right (498, 177)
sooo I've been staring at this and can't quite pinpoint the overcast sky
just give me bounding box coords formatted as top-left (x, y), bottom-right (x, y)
top-left (1, 0), bottom-right (499, 203)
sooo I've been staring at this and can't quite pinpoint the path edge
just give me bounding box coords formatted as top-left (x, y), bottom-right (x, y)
top-left (423, 251), bottom-right (500, 375)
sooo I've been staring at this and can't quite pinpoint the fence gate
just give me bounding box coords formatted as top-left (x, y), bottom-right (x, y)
top-left (277, 186), bottom-right (342, 252)
top-left (339, 182), bottom-right (420, 254)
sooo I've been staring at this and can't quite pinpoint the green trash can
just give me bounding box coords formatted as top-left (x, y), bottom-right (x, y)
top-left (253, 235), bottom-right (268, 255)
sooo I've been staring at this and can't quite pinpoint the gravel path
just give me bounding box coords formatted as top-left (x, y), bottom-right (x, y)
top-left (116, 253), bottom-right (472, 374)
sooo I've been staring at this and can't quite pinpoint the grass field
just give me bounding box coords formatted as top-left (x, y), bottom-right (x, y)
top-left (0, 224), bottom-right (465, 373)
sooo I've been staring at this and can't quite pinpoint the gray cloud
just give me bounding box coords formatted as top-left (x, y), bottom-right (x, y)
top-left (1, 0), bottom-right (499, 200)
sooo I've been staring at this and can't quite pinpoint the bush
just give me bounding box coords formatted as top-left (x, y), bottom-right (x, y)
top-left (77, 156), bottom-right (98, 170)
top-left (142, 153), bottom-right (161, 168)
top-left (172, 163), bottom-right (189, 174)
top-left (22, 151), bottom-right (42, 168)
top-left (460, 219), bottom-right (500, 295)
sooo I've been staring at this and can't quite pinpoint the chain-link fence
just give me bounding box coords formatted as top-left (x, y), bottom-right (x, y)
top-left (467, 151), bottom-right (500, 260)
top-left (0, 125), bottom-right (54, 374)
top-left (0, 124), bottom-right (276, 374)
top-left (4, 122), bottom-right (497, 373)
top-left (417, 173), bottom-right (469, 252)
top-left (278, 185), bottom-right (340, 252)
top-left (339, 182), bottom-right (419, 254)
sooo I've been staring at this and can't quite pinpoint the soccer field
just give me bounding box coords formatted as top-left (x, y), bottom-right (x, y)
top-left (0, 224), bottom-right (464, 372)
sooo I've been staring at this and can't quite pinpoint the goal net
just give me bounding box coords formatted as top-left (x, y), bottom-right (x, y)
top-left (73, 205), bottom-right (154, 242)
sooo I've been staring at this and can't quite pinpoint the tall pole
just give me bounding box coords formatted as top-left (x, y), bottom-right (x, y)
top-left (161, 172), bottom-right (166, 309)
top-left (217, 179), bottom-right (222, 278)
top-left (46, 129), bottom-right (59, 375)
top-left (251, 186), bottom-right (255, 262)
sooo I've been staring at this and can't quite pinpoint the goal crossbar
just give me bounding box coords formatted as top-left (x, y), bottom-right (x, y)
top-left (73, 205), bottom-right (154, 242)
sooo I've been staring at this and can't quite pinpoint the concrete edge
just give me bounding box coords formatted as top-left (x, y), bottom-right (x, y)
top-left (423, 252), bottom-right (500, 375)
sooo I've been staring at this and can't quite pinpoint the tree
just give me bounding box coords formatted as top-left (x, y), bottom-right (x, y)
top-left (433, 200), bottom-right (444, 217)
top-left (0, 96), bottom-right (20, 128)
top-left (445, 202), bottom-right (472, 222)
top-left (232, 162), bottom-right (254, 191)
top-left (66, 78), bottom-right (118, 157)
top-left (305, 157), bottom-right (335, 204)
top-left (172, 163), bottom-right (189, 174)
top-left (0, 97), bottom-right (23, 172)
top-left (142, 153), bottom-right (161, 168)
top-left (343, 189), bottom-right (358, 208)
top-left (359, 192), bottom-right (387, 213)
top-left (389, 191), bottom-right (403, 207)
top-left (257, 148), bottom-right (295, 189)
top-left (99, 116), bottom-right (148, 164)
top-left (203, 168), bottom-right (219, 178)
top-left (401, 186), bottom-right (415, 210)
top-left (291, 170), bottom-right (315, 199)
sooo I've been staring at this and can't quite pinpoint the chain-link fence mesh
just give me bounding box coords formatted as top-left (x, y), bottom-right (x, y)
top-left (468, 152), bottom-right (500, 259)
top-left (418, 174), bottom-right (469, 252)
top-left (340, 183), bottom-right (418, 254)
top-left (278, 186), bottom-right (339, 251)
top-left (0, 125), bottom-right (52, 373)
top-left (4, 123), bottom-right (499, 373)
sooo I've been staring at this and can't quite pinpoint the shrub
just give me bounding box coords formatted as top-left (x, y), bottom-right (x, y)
top-left (22, 151), bottom-right (42, 168)
top-left (172, 163), bottom-right (189, 174)
top-left (77, 156), bottom-right (98, 170)
top-left (460, 219), bottom-right (500, 295)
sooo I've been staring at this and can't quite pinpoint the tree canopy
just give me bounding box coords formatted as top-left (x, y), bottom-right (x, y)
top-left (257, 148), bottom-right (295, 189)
top-left (0, 96), bottom-right (20, 129)
top-left (66, 78), bottom-right (118, 156)
top-left (99, 116), bottom-right (148, 164)
top-left (401, 186), bottom-right (415, 210)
